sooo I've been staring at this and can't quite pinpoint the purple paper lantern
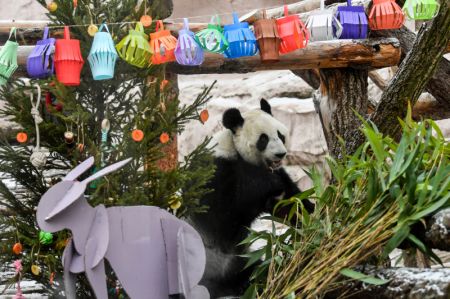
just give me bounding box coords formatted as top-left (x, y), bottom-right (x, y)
top-left (27, 27), bottom-right (55, 79)
top-left (175, 18), bottom-right (204, 66)
top-left (336, 0), bottom-right (368, 39)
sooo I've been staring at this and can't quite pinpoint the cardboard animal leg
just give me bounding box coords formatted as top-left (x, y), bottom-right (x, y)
top-left (62, 240), bottom-right (78, 299)
top-left (85, 241), bottom-right (108, 299)
top-left (161, 218), bottom-right (209, 299)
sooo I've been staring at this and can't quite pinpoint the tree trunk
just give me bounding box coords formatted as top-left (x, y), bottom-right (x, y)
top-left (371, 28), bottom-right (450, 109)
top-left (370, 1), bottom-right (450, 138)
top-left (318, 68), bottom-right (369, 159)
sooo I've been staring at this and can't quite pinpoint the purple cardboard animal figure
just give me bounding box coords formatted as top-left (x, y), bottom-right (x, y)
top-left (36, 157), bottom-right (209, 299)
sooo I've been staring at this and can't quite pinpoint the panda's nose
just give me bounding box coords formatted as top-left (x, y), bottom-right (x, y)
top-left (275, 152), bottom-right (286, 159)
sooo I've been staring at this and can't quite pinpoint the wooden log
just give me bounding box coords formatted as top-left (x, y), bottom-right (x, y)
top-left (328, 266), bottom-right (450, 299)
top-left (2, 38), bottom-right (401, 76)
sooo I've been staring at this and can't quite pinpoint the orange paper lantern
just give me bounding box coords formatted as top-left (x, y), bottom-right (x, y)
top-left (149, 21), bottom-right (177, 65)
top-left (276, 5), bottom-right (309, 54)
top-left (369, 0), bottom-right (405, 30)
top-left (12, 242), bottom-right (22, 255)
top-left (16, 132), bottom-right (28, 143)
top-left (132, 129), bottom-right (144, 142)
top-left (54, 26), bottom-right (84, 86)
top-left (160, 132), bottom-right (170, 144)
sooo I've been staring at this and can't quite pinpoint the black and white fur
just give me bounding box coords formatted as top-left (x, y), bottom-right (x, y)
top-left (189, 99), bottom-right (314, 298)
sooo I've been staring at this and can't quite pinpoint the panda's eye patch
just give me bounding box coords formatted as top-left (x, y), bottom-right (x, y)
top-left (256, 134), bottom-right (269, 151)
top-left (278, 131), bottom-right (285, 144)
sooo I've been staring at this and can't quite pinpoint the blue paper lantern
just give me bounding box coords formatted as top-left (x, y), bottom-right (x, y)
top-left (88, 24), bottom-right (118, 80)
top-left (223, 12), bottom-right (258, 59)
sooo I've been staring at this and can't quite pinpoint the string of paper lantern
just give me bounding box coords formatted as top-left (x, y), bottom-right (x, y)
top-left (0, 1), bottom-right (441, 85)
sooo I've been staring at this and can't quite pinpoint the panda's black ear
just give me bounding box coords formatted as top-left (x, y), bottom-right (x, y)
top-left (223, 108), bottom-right (244, 133)
top-left (260, 98), bottom-right (272, 115)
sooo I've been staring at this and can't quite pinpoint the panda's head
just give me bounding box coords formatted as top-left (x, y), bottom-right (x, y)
top-left (221, 99), bottom-right (289, 170)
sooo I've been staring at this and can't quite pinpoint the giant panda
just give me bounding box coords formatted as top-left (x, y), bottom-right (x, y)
top-left (188, 99), bottom-right (315, 298)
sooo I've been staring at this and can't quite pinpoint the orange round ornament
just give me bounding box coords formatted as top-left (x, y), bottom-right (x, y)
top-left (200, 109), bottom-right (209, 124)
top-left (140, 15), bottom-right (153, 27)
top-left (16, 132), bottom-right (28, 143)
top-left (160, 79), bottom-right (169, 91)
top-left (159, 132), bottom-right (170, 144)
top-left (12, 242), bottom-right (23, 255)
top-left (132, 129), bottom-right (144, 142)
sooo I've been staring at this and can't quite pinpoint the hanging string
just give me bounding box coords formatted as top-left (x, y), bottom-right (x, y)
top-left (0, 3), bottom-right (289, 31)
top-left (29, 84), bottom-right (48, 169)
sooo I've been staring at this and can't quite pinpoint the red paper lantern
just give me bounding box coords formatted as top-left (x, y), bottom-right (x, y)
top-left (54, 26), bottom-right (84, 86)
top-left (276, 5), bottom-right (309, 54)
top-left (369, 0), bottom-right (405, 30)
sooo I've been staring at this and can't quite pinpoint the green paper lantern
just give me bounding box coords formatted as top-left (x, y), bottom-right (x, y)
top-left (0, 27), bottom-right (18, 85)
top-left (39, 231), bottom-right (53, 245)
top-left (195, 15), bottom-right (229, 54)
top-left (402, 0), bottom-right (440, 20)
top-left (116, 22), bottom-right (152, 68)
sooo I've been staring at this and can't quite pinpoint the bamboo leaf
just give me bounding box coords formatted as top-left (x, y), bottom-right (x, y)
top-left (340, 268), bottom-right (389, 285)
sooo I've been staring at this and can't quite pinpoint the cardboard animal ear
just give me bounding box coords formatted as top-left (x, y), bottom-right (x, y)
top-left (82, 158), bottom-right (132, 185)
top-left (260, 98), bottom-right (272, 115)
top-left (64, 157), bottom-right (95, 181)
top-left (222, 108), bottom-right (244, 133)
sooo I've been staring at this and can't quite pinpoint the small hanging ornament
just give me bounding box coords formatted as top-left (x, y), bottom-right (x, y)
top-left (45, 92), bottom-right (62, 112)
top-left (132, 129), bottom-right (144, 142)
top-left (12, 243), bottom-right (23, 255)
top-left (49, 272), bottom-right (55, 285)
top-left (402, 0), bottom-right (440, 20)
top-left (31, 264), bottom-right (41, 276)
top-left (16, 132), bottom-right (28, 144)
top-left (39, 231), bottom-right (53, 245)
top-left (195, 15), bottom-right (229, 54)
top-left (160, 79), bottom-right (169, 91)
top-left (150, 21), bottom-right (177, 65)
top-left (13, 260), bottom-right (25, 299)
top-left (54, 26), bottom-right (84, 86)
top-left (88, 23), bottom-right (118, 80)
top-left (277, 6), bottom-right (309, 54)
top-left (175, 18), bottom-right (204, 66)
top-left (77, 143), bottom-right (85, 152)
top-left (223, 12), bottom-right (258, 59)
top-left (116, 22), bottom-right (152, 68)
top-left (140, 15), bottom-right (153, 27)
top-left (0, 27), bottom-right (18, 85)
top-left (29, 85), bottom-right (48, 169)
top-left (64, 131), bottom-right (74, 144)
top-left (336, 0), bottom-right (368, 39)
top-left (169, 195), bottom-right (182, 210)
top-left (87, 24), bottom-right (99, 37)
top-left (369, 0), bottom-right (405, 30)
top-left (254, 10), bottom-right (281, 62)
top-left (306, 0), bottom-right (343, 41)
top-left (200, 109), bottom-right (209, 124)
top-left (160, 132), bottom-right (170, 144)
top-left (27, 27), bottom-right (55, 79)
top-left (47, 1), bottom-right (57, 12)
top-left (73, 0), bottom-right (78, 15)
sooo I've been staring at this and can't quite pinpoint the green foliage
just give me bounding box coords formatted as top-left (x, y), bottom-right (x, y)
top-left (241, 109), bottom-right (449, 298)
top-left (0, 0), bottom-right (215, 297)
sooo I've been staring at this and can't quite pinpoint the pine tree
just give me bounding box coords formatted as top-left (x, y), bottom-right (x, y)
top-left (0, 0), bottom-right (215, 297)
